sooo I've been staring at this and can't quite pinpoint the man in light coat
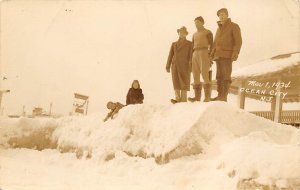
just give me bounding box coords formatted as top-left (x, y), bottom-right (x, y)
top-left (211, 8), bottom-right (242, 102)
top-left (188, 16), bottom-right (213, 102)
top-left (166, 26), bottom-right (193, 103)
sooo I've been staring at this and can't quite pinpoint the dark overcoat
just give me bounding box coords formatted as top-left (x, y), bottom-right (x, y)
top-left (166, 39), bottom-right (193, 90)
top-left (212, 18), bottom-right (242, 59)
top-left (126, 88), bottom-right (144, 105)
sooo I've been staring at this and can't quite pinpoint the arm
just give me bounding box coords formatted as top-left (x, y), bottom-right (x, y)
top-left (139, 89), bottom-right (144, 103)
top-left (111, 104), bottom-right (124, 118)
top-left (103, 111), bottom-right (113, 122)
top-left (232, 24), bottom-right (242, 61)
top-left (166, 43), bottom-right (174, 72)
top-left (126, 89), bottom-right (131, 105)
top-left (189, 42), bottom-right (193, 72)
top-left (210, 29), bottom-right (219, 59)
top-left (207, 31), bottom-right (213, 55)
top-left (190, 36), bottom-right (194, 62)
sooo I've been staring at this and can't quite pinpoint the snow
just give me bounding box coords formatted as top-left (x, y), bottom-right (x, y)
top-left (0, 102), bottom-right (300, 189)
top-left (232, 52), bottom-right (300, 79)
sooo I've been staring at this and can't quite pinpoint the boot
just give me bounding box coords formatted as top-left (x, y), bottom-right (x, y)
top-left (188, 83), bottom-right (202, 102)
top-left (180, 90), bottom-right (187, 102)
top-left (211, 81), bottom-right (223, 101)
top-left (219, 81), bottom-right (231, 102)
top-left (171, 90), bottom-right (181, 104)
top-left (203, 83), bottom-right (211, 102)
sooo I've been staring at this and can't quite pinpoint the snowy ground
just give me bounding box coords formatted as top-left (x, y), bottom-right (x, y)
top-left (0, 102), bottom-right (300, 190)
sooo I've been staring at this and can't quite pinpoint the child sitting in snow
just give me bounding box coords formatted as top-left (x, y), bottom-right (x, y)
top-left (103, 80), bottom-right (144, 122)
top-left (126, 80), bottom-right (144, 105)
top-left (103, 101), bottom-right (125, 122)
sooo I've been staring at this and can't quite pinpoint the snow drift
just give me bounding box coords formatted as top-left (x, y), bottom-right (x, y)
top-left (0, 102), bottom-right (300, 189)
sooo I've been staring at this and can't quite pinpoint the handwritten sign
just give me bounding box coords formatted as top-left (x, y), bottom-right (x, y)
top-left (239, 80), bottom-right (292, 102)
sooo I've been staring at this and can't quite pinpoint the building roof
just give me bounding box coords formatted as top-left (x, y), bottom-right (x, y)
top-left (232, 52), bottom-right (300, 80)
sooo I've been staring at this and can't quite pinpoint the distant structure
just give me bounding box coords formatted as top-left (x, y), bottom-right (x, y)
top-left (228, 52), bottom-right (300, 126)
top-left (73, 93), bottom-right (89, 115)
top-left (32, 107), bottom-right (44, 116)
top-left (0, 89), bottom-right (10, 115)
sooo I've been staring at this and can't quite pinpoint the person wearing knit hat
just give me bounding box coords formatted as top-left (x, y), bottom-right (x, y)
top-left (210, 8), bottom-right (242, 102)
top-left (166, 26), bottom-right (193, 104)
top-left (217, 8), bottom-right (228, 16)
top-left (188, 16), bottom-right (213, 102)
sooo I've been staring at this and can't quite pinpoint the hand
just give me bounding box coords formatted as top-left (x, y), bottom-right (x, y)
top-left (209, 57), bottom-right (214, 64)
top-left (166, 67), bottom-right (170, 73)
top-left (231, 53), bottom-right (239, 61)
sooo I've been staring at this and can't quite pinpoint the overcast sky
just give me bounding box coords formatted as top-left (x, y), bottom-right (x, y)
top-left (0, 0), bottom-right (299, 115)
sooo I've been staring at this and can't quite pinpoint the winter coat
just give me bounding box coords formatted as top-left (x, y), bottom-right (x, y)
top-left (166, 39), bottom-right (193, 90)
top-left (126, 88), bottom-right (144, 105)
top-left (211, 18), bottom-right (242, 59)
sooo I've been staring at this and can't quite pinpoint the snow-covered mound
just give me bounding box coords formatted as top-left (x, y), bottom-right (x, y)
top-left (1, 102), bottom-right (299, 158)
top-left (1, 102), bottom-right (300, 188)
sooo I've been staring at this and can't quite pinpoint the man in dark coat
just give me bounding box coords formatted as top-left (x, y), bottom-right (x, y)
top-left (166, 26), bottom-right (193, 103)
top-left (211, 8), bottom-right (242, 101)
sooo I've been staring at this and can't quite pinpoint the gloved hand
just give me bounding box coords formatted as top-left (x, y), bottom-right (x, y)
top-left (166, 67), bottom-right (170, 73)
top-left (231, 52), bottom-right (239, 61)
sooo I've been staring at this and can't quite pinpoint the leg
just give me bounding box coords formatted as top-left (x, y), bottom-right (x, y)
top-left (181, 90), bottom-right (187, 102)
top-left (189, 51), bottom-right (202, 102)
top-left (221, 58), bottom-right (232, 101)
top-left (171, 89), bottom-right (181, 104)
top-left (211, 60), bottom-right (224, 101)
top-left (192, 51), bottom-right (201, 85)
top-left (200, 50), bottom-right (212, 102)
top-left (188, 84), bottom-right (202, 102)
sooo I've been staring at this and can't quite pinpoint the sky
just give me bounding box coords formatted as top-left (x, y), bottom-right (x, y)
top-left (0, 0), bottom-right (299, 115)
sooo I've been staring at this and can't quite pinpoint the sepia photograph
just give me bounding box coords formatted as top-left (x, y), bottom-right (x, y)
top-left (0, 0), bottom-right (299, 189)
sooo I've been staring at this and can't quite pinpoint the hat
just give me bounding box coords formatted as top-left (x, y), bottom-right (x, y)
top-left (194, 16), bottom-right (204, 24)
top-left (217, 8), bottom-right (228, 16)
top-left (177, 26), bottom-right (188, 35)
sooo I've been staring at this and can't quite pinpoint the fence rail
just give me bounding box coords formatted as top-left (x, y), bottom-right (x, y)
top-left (251, 110), bottom-right (300, 124)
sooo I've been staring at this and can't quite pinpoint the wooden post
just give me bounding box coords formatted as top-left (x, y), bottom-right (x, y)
top-left (274, 79), bottom-right (283, 123)
top-left (85, 100), bottom-right (89, 115)
top-left (22, 105), bottom-right (26, 117)
top-left (271, 98), bottom-right (276, 111)
top-left (0, 93), bottom-right (3, 113)
top-left (0, 90), bottom-right (10, 116)
top-left (237, 80), bottom-right (246, 109)
top-left (49, 102), bottom-right (53, 116)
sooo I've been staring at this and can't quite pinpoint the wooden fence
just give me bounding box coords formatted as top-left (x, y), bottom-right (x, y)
top-left (251, 110), bottom-right (300, 125)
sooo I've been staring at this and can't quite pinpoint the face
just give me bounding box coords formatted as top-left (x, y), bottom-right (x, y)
top-left (218, 12), bottom-right (228, 23)
top-left (194, 20), bottom-right (204, 29)
top-left (107, 102), bottom-right (116, 109)
top-left (132, 81), bottom-right (139, 89)
top-left (178, 31), bottom-right (187, 38)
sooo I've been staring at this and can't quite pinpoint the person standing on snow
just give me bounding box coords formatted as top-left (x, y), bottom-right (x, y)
top-left (126, 80), bottom-right (144, 105)
top-left (188, 16), bottom-right (213, 102)
top-left (166, 26), bottom-right (193, 104)
top-left (210, 8), bottom-right (242, 102)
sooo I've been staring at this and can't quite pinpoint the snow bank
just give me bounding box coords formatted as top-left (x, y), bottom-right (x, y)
top-left (1, 102), bottom-right (300, 189)
top-left (0, 117), bottom-right (58, 150)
